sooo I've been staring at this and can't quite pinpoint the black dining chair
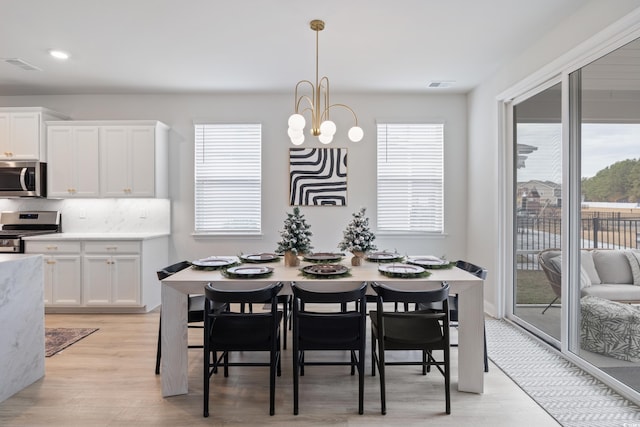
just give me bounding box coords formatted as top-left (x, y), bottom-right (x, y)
top-left (419, 260), bottom-right (489, 373)
top-left (291, 281), bottom-right (367, 415)
top-left (155, 260), bottom-right (226, 375)
top-left (370, 281), bottom-right (452, 415)
top-left (203, 281), bottom-right (284, 417)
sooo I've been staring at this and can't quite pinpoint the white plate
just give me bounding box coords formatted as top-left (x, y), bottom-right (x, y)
top-left (240, 253), bottom-right (279, 262)
top-left (191, 256), bottom-right (239, 268)
top-left (407, 256), bottom-right (447, 266)
top-left (226, 266), bottom-right (273, 276)
top-left (378, 263), bottom-right (426, 274)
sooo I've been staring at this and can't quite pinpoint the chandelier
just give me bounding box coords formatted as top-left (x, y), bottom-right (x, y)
top-left (287, 19), bottom-right (363, 145)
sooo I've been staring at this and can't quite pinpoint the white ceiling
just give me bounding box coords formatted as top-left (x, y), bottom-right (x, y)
top-left (0, 0), bottom-right (593, 96)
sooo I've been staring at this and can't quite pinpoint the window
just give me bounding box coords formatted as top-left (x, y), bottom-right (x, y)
top-left (376, 123), bottom-right (444, 233)
top-left (194, 123), bottom-right (261, 235)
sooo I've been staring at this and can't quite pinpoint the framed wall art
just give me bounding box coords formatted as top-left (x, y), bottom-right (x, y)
top-left (289, 148), bottom-right (347, 206)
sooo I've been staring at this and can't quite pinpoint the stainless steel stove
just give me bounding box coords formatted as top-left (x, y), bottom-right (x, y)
top-left (0, 211), bottom-right (61, 253)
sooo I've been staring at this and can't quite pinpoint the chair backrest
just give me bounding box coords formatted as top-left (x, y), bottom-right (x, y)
top-left (371, 282), bottom-right (450, 346)
top-left (204, 282), bottom-right (284, 349)
top-left (455, 260), bottom-right (488, 280)
top-left (291, 282), bottom-right (367, 350)
top-left (157, 260), bottom-right (191, 280)
top-left (371, 281), bottom-right (450, 306)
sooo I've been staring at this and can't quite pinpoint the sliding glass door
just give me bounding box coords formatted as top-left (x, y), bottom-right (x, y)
top-left (509, 36), bottom-right (640, 400)
top-left (512, 82), bottom-right (563, 344)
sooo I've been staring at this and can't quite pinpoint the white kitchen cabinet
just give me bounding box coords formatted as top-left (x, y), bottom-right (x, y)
top-left (83, 241), bottom-right (141, 306)
top-left (47, 125), bottom-right (100, 197)
top-left (24, 235), bottom-right (167, 313)
top-left (0, 107), bottom-right (68, 160)
top-left (100, 122), bottom-right (168, 198)
top-left (25, 241), bottom-right (82, 306)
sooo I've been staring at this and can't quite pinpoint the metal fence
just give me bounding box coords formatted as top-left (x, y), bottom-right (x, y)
top-left (516, 215), bottom-right (640, 270)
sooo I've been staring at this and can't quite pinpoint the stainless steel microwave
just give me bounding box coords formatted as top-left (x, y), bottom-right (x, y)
top-left (0, 161), bottom-right (46, 197)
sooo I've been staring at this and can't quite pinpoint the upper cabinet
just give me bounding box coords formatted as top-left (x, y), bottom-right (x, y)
top-left (47, 120), bottom-right (169, 199)
top-left (0, 107), bottom-right (68, 161)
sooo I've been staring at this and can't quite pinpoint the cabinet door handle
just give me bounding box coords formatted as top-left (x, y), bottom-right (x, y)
top-left (46, 245), bottom-right (58, 250)
top-left (46, 260), bottom-right (56, 265)
top-left (106, 246), bottom-right (118, 250)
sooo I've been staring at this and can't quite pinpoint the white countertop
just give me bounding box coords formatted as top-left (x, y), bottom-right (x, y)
top-left (23, 232), bottom-right (170, 241)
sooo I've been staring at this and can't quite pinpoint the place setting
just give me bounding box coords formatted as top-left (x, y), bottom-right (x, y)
top-left (190, 256), bottom-right (240, 270)
top-left (406, 255), bottom-right (455, 269)
top-left (239, 252), bottom-right (281, 263)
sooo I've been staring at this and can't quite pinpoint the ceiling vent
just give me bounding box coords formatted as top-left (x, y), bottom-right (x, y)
top-left (4, 58), bottom-right (42, 71)
top-left (427, 81), bottom-right (454, 89)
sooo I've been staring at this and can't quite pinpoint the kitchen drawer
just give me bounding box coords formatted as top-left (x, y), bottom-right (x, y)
top-left (83, 241), bottom-right (141, 254)
top-left (25, 241), bottom-right (82, 253)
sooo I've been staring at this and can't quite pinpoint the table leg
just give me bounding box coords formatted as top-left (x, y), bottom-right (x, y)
top-left (161, 284), bottom-right (189, 397)
top-left (456, 284), bottom-right (484, 393)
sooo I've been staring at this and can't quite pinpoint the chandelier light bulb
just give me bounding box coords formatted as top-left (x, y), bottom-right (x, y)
top-left (288, 114), bottom-right (306, 130)
top-left (348, 126), bottom-right (364, 142)
top-left (319, 134), bottom-right (333, 144)
top-left (291, 134), bottom-right (305, 145)
top-left (319, 120), bottom-right (336, 136)
top-left (288, 127), bottom-right (303, 139)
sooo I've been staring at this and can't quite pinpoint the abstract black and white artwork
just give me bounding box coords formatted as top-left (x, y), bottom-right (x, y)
top-left (289, 148), bottom-right (347, 206)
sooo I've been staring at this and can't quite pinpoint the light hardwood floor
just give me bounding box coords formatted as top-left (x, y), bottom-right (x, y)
top-left (0, 309), bottom-right (560, 426)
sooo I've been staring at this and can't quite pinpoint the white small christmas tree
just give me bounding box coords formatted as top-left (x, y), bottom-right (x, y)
top-left (276, 207), bottom-right (313, 255)
top-left (338, 207), bottom-right (377, 253)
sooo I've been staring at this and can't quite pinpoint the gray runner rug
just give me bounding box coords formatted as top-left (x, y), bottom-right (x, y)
top-left (486, 318), bottom-right (640, 427)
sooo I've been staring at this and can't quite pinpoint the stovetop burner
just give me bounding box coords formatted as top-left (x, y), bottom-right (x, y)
top-left (0, 211), bottom-right (61, 253)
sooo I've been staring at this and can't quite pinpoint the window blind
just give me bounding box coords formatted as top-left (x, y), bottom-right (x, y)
top-left (194, 123), bottom-right (261, 234)
top-left (377, 123), bottom-right (444, 233)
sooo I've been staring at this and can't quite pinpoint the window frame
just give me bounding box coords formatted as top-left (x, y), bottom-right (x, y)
top-left (193, 123), bottom-right (262, 236)
top-left (376, 122), bottom-right (445, 235)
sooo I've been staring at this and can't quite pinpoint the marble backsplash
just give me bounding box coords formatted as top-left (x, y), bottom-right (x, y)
top-left (0, 198), bottom-right (170, 234)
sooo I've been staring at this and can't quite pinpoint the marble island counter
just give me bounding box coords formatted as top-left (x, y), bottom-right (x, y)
top-left (0, 254), bottom-right (44, 403)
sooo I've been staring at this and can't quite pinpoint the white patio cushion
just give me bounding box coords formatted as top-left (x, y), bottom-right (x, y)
top-left (624, 250), bottom-right (640, 285)
top-left (592, 249), bottom-right (633, 284)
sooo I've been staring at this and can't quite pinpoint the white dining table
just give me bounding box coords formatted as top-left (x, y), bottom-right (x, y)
top-left (160, 259), bottom-right (485, 397)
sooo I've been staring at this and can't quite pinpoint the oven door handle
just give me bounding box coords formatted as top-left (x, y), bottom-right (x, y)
top-left (19, 168), bottom-right (28, 191)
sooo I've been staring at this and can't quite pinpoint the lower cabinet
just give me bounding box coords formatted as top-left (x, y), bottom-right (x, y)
top-left (26, 241), bottom-right (82, 306)
top-left (83, 242), bottom-right (141, 306)
top-left (25, 237), bottom-right (167, 313)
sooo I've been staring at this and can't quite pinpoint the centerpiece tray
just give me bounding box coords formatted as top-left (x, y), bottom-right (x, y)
top-left (302, 263), bottom-right (350, 278)
top-left (366, 251), bottom-right (403, 263)
top-left (378, 263), bottom-right (431, 278)
top-left (191, 256), bottom-right (240, 270)
top-left (240, 253), bottom-right (280, 263)
top-left (406, 256), bottom-right (454, 269)
top-left (303, 252), bottom-right (344, 263)
top-left (224, 265), bottom-right (274, 279)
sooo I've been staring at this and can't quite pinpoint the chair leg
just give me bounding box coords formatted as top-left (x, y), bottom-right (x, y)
top-left (269, 349), bottom-right (277, 416)
top-left (155, 312), bottom-right (162, 375)
top-left (444, 346), bottom-right (451, 415)
top-left (379, 345), bottom-right (386, 415)
top-left (371, 333), bottom-right (376, 377)
top-left (293, 349), bottom-right (299, 415)
top-left (483, 324), bottom-right (489, 373)
top-left (358, 349), bottom-right (364, 415)
top-left (541, 296), bottom-right (558, 314)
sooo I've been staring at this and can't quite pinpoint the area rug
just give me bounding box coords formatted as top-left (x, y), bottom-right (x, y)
top-left (486, 319), bottom-right (640, 427)
top-left (45, 328), bottom-right (98, 357)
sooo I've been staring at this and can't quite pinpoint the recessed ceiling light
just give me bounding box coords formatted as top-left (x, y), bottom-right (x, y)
top-left (49, 50), bottom-right (69, 60)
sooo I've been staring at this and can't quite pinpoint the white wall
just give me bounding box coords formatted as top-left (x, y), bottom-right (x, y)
top-left (0, 92), bottom-right (468, 262)
top-left (467, 0), bottom-right (640, 317)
